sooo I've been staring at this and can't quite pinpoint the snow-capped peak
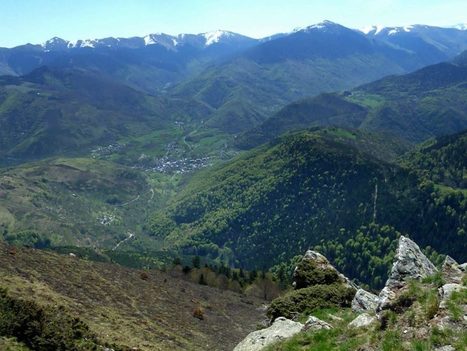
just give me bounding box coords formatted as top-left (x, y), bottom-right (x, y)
top-left (202, 30), bottom-right (234, 46)
top-left (294, 20), bottom-right (341, 33)
top-left (41, 37), bottom-right (69, 51)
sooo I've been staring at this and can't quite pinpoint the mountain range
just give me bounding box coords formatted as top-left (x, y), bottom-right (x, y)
top-left (1, 19), bottom-right (467, 350)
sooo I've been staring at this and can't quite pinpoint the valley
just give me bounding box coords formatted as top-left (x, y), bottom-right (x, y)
top-left (0, 14), bottom-right (466, 351)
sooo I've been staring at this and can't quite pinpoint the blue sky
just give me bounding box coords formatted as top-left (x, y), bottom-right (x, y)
top-left (1, 0), bottom-right (465, 47)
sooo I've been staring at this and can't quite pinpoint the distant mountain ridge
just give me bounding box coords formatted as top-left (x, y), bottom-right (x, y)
top-left (39, 30), bottom-right (256, 51)
top-left (169, 21), bottom-right (467, 133)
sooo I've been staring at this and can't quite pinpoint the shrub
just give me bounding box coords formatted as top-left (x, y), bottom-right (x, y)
top-left (267, 283), bottom-right (355, 320)
top-left (293, 260), bottom-right (341, 289)
top-left (193, 306), bottom-right (204, 320)
top-left (139, 271), bottom-right (149, 281)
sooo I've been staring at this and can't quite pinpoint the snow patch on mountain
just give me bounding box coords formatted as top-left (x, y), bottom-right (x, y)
top-left (294, 20), bottom-right (341, 33)
top-left (202, 30), bottom-right (233, 46)
top-left (143, 35), bottom-right (157, 46)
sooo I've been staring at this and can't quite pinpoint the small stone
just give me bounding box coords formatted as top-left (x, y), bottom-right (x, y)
top-left (352, 288), bottom-right (380, 313)
top-left (438, 283), bottom-right (465, 309)
top-left (459, 263), bottom-right (467, 272)
top-left (348, 313), bottom-right (376, 329)
top-left (441, 256), bottom-right (463, 284)
top-left (302, 315), bottom-right (333, 331)
top-left (434, 346), bottom-right (455, 351)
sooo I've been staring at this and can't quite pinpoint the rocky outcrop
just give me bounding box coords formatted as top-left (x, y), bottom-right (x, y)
top-left (268, 249), bottom-right (356, 321)
top-left (441, 256), bottom-right (464, 284)
top-left (293, 250), bottom-right (356, 290)
top-left (302, 316), bottom-right (333, 331)
top-left (233, 317), bottom-right (303, 351)
top-left (348, 313), bottom-right (377, 329)
top-left (352, 288), bottom-right (380, 313)
top-left (378, 236), bottom-right (437, 311)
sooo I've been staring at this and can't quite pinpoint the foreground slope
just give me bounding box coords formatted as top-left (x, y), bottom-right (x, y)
top-left (152, 129), bottom-right (466, 287)
top-left (238, 52), bottom-right (467, 147)
top-left (0, 242), bottom-right (265, 350)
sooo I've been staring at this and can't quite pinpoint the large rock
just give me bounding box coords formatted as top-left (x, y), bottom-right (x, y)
top-left (352, 288), bottom-right (380, 313)
top-left (378, 236), bottom-right (437, 311)
top-left (233, 317), bottom-right (303, 351)
top-left (293, 250), bottom-right (356, 290)
top-left (348, 313), bottom-right (377, 329)
top-left (441, 256), bottom-right (464, 284)
top-left (302, 315), bottom-right (333, 331)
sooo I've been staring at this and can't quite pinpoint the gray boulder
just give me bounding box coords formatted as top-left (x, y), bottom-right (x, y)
top-left (352, 288), bottom-right (380, 313)
top-left (378, 236), bottom-right (437, 311)
top-left (442, 256), bottom-right (464, 284)
top-left (348, 313), bottom-right (377, 329)
top-left (302, 315), bottom-right (333, 331)
top-left (233, 317), bottom-right (303, 351)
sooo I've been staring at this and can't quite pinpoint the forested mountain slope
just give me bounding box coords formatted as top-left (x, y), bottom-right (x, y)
top-left (238, 53), bottom-right (467, 147)
top-left (151, 129), bottom-right (466, 288)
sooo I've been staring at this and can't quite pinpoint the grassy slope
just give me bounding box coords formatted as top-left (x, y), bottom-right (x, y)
top-left (0, 157), bottom-right (174, 248)
top-left (0, 242), bottom-right (265, 351)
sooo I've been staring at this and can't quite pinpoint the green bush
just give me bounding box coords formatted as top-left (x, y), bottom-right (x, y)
top-left (267, 283), bottom-right (355, 320)
top-left (293, 259), bottom-right (341, 289)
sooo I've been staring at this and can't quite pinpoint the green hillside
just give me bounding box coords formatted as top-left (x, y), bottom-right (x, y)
top-left (150, 129), bottom-right (466, 288)
top-left (238, 56), bottom-right (467, 147)
top-left (0, 157), bottom-right (171, 249)
top-left (173, 54), bottom-right (407, 134)
top-left (0, 67), bottom-right (210, 163)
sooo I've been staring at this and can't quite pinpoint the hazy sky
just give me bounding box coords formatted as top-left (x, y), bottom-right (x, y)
top-left (1, 0), bottom-right (465, 47)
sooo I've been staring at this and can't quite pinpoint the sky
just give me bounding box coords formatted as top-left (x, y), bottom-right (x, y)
top-left (0, 0), bottom-right (466, 48)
